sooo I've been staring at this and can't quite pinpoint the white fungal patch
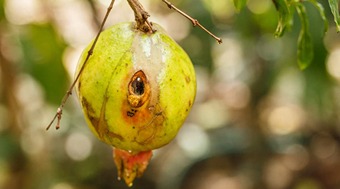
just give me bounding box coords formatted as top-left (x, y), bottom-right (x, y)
top-left (141, 37), bottom-right (151, 58)
top-left (131, 31), bottom-right (167, 103)
top-left (161, 45), bottom-right (169, 63)
top-left (118, 23), bottom-right (133, 40)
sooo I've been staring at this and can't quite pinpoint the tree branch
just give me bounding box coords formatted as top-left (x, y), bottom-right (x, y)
top-left (162, 0), bottom-right (222, 44)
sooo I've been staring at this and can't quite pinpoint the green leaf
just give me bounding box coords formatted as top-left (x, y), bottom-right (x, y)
top-left (297, 30), bottom-right (313, 70)
top-left (309, 0), bottom-right (328, 33)
top-left (273, 0), bottom-right (291, 37)
top-left (329, 0), bottom-right (340, 32)
top-left (233, 0), bottom-right (247, 12)
top-left (296, 4), bottom-right (313, 70)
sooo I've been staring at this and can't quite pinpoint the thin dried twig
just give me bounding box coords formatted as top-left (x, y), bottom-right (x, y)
top-left (162, 0), bottom-right (223, 44)
top-left (46, 0), bottom-right (116, 130)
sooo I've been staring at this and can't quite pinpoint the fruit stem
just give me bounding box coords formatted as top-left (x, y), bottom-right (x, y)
top-left (127, 0), bottom-right (156, 33)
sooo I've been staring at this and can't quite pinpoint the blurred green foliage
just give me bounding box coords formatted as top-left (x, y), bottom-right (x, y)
top-left (19, 24), bottom-right (68, 104)
top-left (233, 0), bottom-right (247, 12)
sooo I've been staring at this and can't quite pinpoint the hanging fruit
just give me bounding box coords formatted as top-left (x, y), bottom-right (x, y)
top-left (75, 22), bottom-right (196, 186)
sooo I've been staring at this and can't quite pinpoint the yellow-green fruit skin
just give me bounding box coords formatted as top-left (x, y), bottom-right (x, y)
top-left (76, 22), bottom-right (196, 152)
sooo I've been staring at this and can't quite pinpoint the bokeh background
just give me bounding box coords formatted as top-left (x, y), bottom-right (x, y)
top-left (1, 0), bottom-right (340, 189)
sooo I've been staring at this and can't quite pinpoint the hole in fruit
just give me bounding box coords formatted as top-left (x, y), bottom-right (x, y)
top-left (128, 70), bottom-right (150, 108)
top-left (131, 77), bottom-right (145, 95)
